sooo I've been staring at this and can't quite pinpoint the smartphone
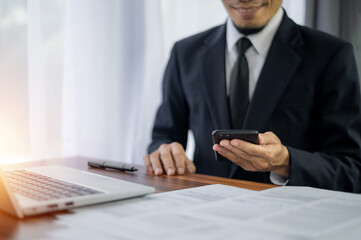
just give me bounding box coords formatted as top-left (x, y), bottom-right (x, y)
top-left (212, 129), bottom-right (259, 161)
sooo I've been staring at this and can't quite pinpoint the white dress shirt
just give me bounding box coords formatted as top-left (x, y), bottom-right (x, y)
top-left (225, 8), bottom-right (288, 185)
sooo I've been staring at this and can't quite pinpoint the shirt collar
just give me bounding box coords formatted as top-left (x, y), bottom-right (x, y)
top-left (226, 7), bottom-right (284, 58)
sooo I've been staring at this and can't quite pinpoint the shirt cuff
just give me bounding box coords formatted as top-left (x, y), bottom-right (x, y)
top-left (270, 171), bottom-right (289, 186)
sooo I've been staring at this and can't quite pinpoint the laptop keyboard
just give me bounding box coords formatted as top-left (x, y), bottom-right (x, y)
top-left (5, 169), bottom-right (104, 201)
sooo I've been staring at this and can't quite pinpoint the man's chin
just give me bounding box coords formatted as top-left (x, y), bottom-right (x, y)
top-left (232, 20), bottom-right (265, 35)
top-left (236, 26), bottom-right (265, 35)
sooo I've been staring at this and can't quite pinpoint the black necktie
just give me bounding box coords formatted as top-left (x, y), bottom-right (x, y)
top-left (230, 37), bottom-right (252, 129)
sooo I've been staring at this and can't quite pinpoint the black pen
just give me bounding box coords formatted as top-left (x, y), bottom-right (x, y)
top-left (88, 160), bottom-right (138, 172)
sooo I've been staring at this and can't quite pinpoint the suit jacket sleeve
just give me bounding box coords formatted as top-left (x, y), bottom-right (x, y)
top-left (148, 44), bottom-right (189, 154)
top-left (287, 43), bottom-right (361, 192)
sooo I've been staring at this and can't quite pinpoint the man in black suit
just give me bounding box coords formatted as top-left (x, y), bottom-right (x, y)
top-left (144, 0), bottom-right (361, 192)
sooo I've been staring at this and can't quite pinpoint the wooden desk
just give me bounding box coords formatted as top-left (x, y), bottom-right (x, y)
top-left (0, 157), bottom-right (276, 240)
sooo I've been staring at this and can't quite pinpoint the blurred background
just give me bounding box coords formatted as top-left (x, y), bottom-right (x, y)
top-left (0, 0), bottom-right (360, 164)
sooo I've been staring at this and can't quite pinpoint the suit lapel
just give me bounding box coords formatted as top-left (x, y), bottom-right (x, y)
top-left (243, 37), bottom-right (302, 131)
top-left (229, 13), bottom-right (304, 178)
top-left (200, 25), bottom-right (231, 129)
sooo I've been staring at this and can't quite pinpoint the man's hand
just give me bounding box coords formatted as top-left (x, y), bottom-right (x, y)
top-left (213, 131), bottom-right (290, 177)
top-left (143, 142), bottom-right (196, 176)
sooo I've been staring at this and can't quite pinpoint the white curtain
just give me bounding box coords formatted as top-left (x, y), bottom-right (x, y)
top-left (0, 0), bottom-right (305, 164)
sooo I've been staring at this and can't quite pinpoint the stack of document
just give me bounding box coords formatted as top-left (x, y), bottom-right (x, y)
top-left (45, 184), bottom-right (361, 240)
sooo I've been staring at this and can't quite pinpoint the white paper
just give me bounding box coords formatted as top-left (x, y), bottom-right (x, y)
top-left (43, 185), bottom-right (361, 240)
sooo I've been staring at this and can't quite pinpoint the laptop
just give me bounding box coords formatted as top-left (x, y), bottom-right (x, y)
top-left (0, 165), bottom-right (155, 218)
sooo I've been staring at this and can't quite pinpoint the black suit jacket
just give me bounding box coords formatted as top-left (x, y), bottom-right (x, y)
top-left (148, 12), bottom-right (361, 192)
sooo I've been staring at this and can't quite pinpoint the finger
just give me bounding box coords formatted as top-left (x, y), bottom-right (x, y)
top-left (213, 143), bottom-right (222, 152)
top-left (229, 139), bottom-right (266, 159)
top-left (170, 142), bottom-right (186, 175)
top-left (217, 147), bottom-right (252, 170)
top-left (259, 131), bottom-right (280, 145)
top-left (218, 139), bottom-right (240, 157)
top-left (215, 144), bottom-right (239, 163)
top-left (159, 144), bottom-right (176, 176)
top-left (220, 140), bottom-right (272, 171)
top-left (143, 155), bottom-right (153, 173)
top-left (231, 138), bottom-right (285, 171)
top-left (149, 151), bottom-right (163, 175)
top-left (185, 158), bottom-right (196, 173)
top-left (220, 139), bottom-right (258, 158)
